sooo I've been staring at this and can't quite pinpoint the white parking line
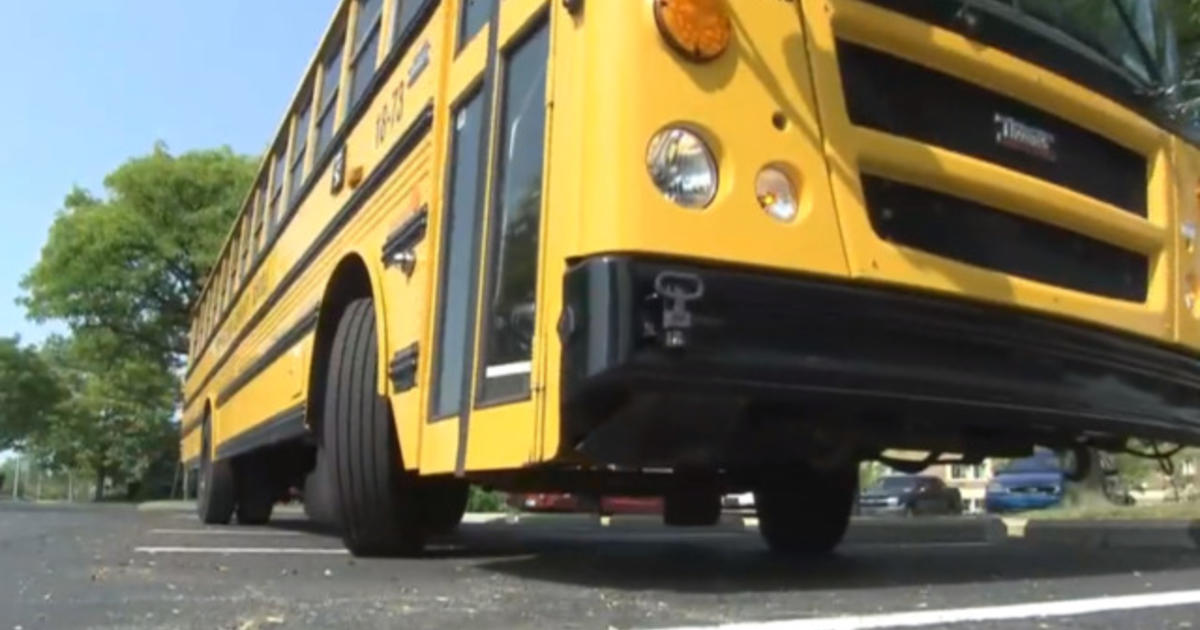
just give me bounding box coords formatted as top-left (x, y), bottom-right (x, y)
top-left (147, 528), bottom-right (303, 536)
top-left (841, 542), bottom-right (993, 550)
top-left (650, 589), bottom-right (1200, 630)
top-left (135, 546), bottom-right (348, 555)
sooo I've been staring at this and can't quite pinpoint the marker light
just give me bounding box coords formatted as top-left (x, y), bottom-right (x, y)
top-left (653, 0), bottom-right (732, 62)
top-left (647, 127), bottom-right (719, 208)
top-left (756, 166), bottom-right (798, 222)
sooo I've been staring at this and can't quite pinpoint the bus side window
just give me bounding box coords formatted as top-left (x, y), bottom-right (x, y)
top-left (291, 99), bottom-right (312, 198)
top-left (269, 143), bottom-right (286, 230)
top-left (349, 0), bottom-right (382, 109)
top-left (431, 91), bottom-right (487, 419)
top-left (315, 36), bottom-right (344, 159)
top-left (458, 0), bottom-right (494, 50)
top-left (392, 0), bottom-right (423, 48)
top-left (477, 21), bottom-right (550, 402)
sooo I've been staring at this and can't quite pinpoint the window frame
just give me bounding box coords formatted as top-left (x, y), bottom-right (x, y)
top-left (239, 213), bottom-right (253, 282)
top-left (458, 0), bottom-right (494, 50)
top-left (474, 17), bottom-right (551, 405)
top-left (349, 0), bottom-right (383, 110)
top-left (430, 88), bottom-right (489, 421)
top-left (269, 140), bottom-right (287, 229)
top-left (253, 179), bottom-right (268, 253)
top-left (290, 97), bottom-right (313, 196)
top-left (315, 34), bottom-right (345, 159)
top-left (393, 0), bottom-right (426, 47)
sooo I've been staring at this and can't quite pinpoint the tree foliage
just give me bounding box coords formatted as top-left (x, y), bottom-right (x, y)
top-left (5, 144), bottom-right (255, 499)
top-left (21, 145), bottom-right (256, 365)
top-left (31, 332), bottom-right (179, 499)
top-left (0, 337), bottom-right (63, 451)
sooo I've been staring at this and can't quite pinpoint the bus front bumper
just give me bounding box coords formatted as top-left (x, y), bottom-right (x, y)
top-left (558, 255), bottom-right (1200, 467)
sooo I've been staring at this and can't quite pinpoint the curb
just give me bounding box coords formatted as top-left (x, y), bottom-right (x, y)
top-left (844, 516), bottom-right (1008, 544)
top-left (137, 500), bottom-right (304, 515)
top-left (137, 500), bottom-right (197, 512)
top-left (1024, 519), bottom-right (1200, 549)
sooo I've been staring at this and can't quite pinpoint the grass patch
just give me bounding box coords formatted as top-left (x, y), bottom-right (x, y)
top-left (1021, 502), bottom-right (1200, 521)
top-left (466, 487), bottom-right (507, 513)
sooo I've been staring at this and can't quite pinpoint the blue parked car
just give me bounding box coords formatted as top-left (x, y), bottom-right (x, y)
top-left (985, 453), bottom-right (1065, 513)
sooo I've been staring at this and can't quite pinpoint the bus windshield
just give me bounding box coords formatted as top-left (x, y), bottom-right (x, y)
top-left (1015, 0), bottom-right (1176, 86)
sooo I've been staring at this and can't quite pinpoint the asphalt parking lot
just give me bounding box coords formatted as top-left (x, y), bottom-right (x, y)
top-left (4, 502), bottom-right (1200, 630)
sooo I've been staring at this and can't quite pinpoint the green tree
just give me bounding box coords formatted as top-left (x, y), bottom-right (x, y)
top-left (0, 336), bottom-right (64, 451)
top-left (21, 144), bottom-right (256, 365)
top-left (36, 332), bottom-right (178, 501)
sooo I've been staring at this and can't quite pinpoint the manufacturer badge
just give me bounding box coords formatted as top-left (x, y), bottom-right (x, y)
top-left (994, 113), bottom-right (1057, 162)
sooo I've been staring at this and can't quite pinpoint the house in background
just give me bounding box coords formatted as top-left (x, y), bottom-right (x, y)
top-left (925, 461), bottom-right (995, 513)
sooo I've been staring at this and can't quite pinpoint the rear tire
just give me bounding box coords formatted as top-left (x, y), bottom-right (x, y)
top-left (302, 448), bottom-right (340, 527)
top-left (755, 464), bottom-right (858, 555)
top-left (325, 298), bottom-right (426, 556)
top-left (196, 415), bottom-right (235, 525)
top-left (421, 480), bottom-right (470, 535)
top-left (663, 488), bottom-right (722, 527)
top-left (235, 456), bottom-right (276, 525)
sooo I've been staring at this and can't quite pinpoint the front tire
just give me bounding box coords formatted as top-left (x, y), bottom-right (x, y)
top-left (754, 464), bottom-right (858, 555)
top-left (196, 416), bottom-right (235, 525)
top-left (234, 456), bottom-right (276, 525)
top-left (325, 298), bottom-right (426, 556)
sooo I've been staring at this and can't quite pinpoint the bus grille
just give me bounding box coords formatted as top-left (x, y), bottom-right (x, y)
top-left (837, 40), bottom-right (1148, 217)
top-left (861, 175), bottom-right (1148, 302)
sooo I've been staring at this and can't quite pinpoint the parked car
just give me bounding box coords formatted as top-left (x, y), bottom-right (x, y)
top-left (506, 493), bottom-right (663, 515)
top-left (857, 475), bottom-right (963, 516)
top-left (985, 453), bottom-right (1065, 513)
top-left (599, 496), bottom-right (663, 515)
top-left (507, 492), bottom-right (585, 513)
top-left (722, 492), bottom-right (755, 510)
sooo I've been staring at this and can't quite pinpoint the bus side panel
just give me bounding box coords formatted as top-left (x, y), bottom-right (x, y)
top-left (379, 161), bottom-right (436, 472)
top-left (217, 331), bottom-right (314, 446)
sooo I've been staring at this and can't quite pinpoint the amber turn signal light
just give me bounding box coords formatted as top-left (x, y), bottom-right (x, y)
top-left (653, 0), bottom-right (732, 62)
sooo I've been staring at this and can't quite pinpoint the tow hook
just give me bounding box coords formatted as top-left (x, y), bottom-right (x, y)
top-left (654, 271), bottom-right (704, 350)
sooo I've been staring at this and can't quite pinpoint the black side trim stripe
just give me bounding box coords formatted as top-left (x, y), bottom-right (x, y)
top-left (186, 0), bottom-right (442, 380)
top-left (178, 420), bottom-right (200, 439)
top-left (215, 404), bottom-right (308, 461)
top-left (381, 205), bottom-right (429, 265)
top-left (389, 343), bottom-right (420, 392)
top-left (184, 105), bottom-right (435, 412)
top-left (180, 417), bottom-right (202, 438)
top-left (216, 306), bottom-right (320, 406)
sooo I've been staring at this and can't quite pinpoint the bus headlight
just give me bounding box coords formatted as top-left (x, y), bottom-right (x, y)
top-left (653, 0), bottom-right (732, 62)
top-left (647, 127), bottom-right (718, 209)
top-left (756, 166), bottom-right (798, 222)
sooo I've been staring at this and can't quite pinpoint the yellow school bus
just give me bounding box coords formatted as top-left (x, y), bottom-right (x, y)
top-left (182, 0), bottom-right (1200, 555)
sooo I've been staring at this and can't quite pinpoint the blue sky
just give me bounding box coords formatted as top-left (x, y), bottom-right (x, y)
top-left (0, 1), bottom-right (333, 345)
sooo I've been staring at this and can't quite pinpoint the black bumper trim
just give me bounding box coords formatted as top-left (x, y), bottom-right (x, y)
top-left (559, 256), bottom-right (1200, 461)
